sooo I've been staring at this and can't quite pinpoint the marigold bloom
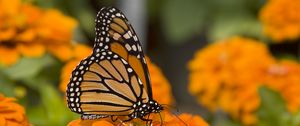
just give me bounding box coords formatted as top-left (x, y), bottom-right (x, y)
top-left (0, 93), bottom-right (30, 126)
top-left (259, 0), bottom-right (300, 42)
top-left (189, 36), bottom-right (300, 125)
top-left (67, 112), bottom-right (208, 126)
top-left (0, 0), bottom-right (77, 66)
top-left (188, 37), bottom-right (275, 125)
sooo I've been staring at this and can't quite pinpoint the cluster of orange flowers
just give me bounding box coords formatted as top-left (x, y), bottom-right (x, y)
top-left (67, 111), bottom-right (208, 126)
top-left (259, 0), bottom-right (300, 42)
top-left (0, 0), bottom-right (77, 66)
top-left (0, 93), bottom-right (30, 126)
top-left (188, 37), bottom-right (300, 125)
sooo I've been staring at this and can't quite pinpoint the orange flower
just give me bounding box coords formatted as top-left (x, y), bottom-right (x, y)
top-left (259, 0), bottom-right (300, 42)
top-left (68, 118), bottom-right (114, 126)
top-left (67, 112), bottom-right (208, 126)
top-left (0, 93), bottom-right (30, 126)
top-left (188, 37), bottom-right (275, 125)
top-left (0, 0), bottom-right (77, 66)
top-left (161, 112), bottom-right (209, 126)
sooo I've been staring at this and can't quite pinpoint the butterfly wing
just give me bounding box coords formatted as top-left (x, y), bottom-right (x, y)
top-left (66, 50), bottom-right (149, 117)
top-left (93, 7), bottom-right (153, 99)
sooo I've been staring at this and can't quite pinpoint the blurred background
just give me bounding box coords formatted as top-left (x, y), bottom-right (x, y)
top-left (1, 0), bottom-right (300, 126)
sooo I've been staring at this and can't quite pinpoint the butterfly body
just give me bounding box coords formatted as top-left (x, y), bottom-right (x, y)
top-left (66, 7), bottom-right (163, 123)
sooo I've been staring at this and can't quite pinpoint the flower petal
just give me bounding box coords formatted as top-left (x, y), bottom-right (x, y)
top-left (0, 47), bottom-right (20, 66)
top-left (47, 44), bottom-right (73, 61)
top-left (17, 43), bottom-right (45, 57)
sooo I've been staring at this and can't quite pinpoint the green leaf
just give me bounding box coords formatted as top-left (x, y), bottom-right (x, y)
top-left (22, 77), bottom-right (78, 126)
top-left (3, 55), bottom-right (54, 80)
top-left (292, 111), bottom-right (300, 126)
top-left (27, 105), bottom-right (49, 126)
top-left (257, 86), bottom-right (293, 126)
top-left (0, 83), bottom-right (15, 96)
top-left (39, 83), bottom-right (78, 126)
top-left (0, 72), bottom-right (16, 96)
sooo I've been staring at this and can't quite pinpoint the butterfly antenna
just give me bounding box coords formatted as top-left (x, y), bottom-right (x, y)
top-left (170, 110), bottom-right (188, 126)
top-left (159, 112), bottom-right (163, 126)
top-left (161, 104), bottom-right (179, 112)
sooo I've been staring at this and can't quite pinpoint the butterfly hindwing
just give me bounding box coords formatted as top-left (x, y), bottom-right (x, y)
top-left (93, 7), bottom-right (153, 98)
top-left (66, 50), bottom-right (149, 118)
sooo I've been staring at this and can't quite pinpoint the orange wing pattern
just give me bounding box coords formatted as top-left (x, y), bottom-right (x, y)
top-left (66, 50), bottom-right (149, 118)
top-left (93, 7), bottom-right (152, 98)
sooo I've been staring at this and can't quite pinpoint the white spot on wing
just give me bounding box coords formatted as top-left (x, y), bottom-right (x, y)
top-left (127, 68), bottom-right (133, 73)
top-left (123, 33), bottom-right (130, 39)
top-left (133, 36), bottom-right (138, 41)
top-left (128, 31), bottom-right (132, 37)
top-left (132, 45), bottom-right (137, 51)
top-left (125, 44), bottom-right (132, 51)
top-left (137, 45), bottom-right (142, 52)
top-left (113, 33), bottom-right (121, 40)
top-left (138, 78), bottom-right (142, 85)
top-left (121, 59), bottom-right (128, 64)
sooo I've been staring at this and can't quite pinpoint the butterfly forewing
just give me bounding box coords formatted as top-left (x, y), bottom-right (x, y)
top-left (66, 50), bottom-right (149, 116)
top-left (93, 7), bottom-right (153, 98)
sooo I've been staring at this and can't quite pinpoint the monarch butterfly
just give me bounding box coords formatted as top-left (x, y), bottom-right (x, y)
top-left (66, 7), bottom-right (163, 124)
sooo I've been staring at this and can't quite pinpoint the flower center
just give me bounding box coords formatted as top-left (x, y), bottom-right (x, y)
top-left (0, 41), bottom-right (17, 49)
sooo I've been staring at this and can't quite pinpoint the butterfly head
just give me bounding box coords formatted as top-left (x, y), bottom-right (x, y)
top-left (149, 100), bottom-right (163, 113)
top-left (131, 100), bottom-right (163, 119)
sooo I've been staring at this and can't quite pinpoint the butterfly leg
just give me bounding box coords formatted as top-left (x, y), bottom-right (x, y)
top-left (111, 116), bottom-right (119, 122)
top-left (141, 117), bottom-right (153, 126)
top-left (122, 117), bottom-right (134, 122)
top-left (146, 114), bottom-right (152, 126)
